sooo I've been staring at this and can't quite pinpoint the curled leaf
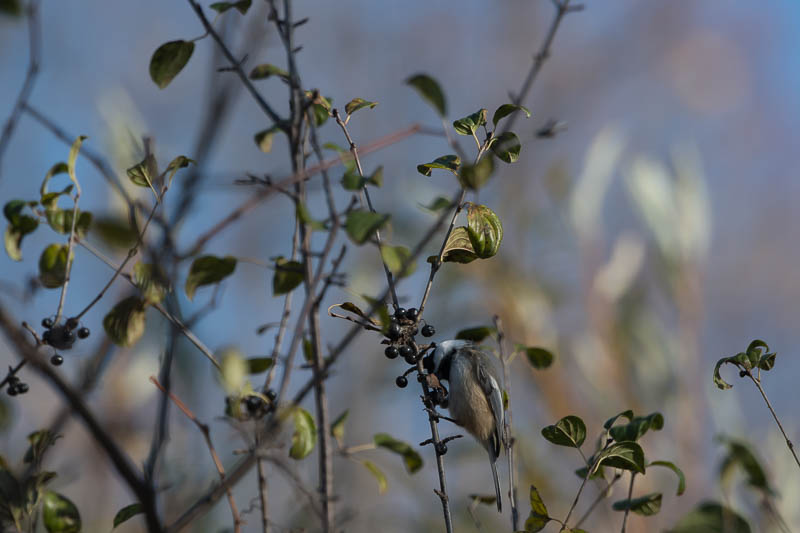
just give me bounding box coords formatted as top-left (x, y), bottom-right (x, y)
top-left (102, 297), bottom-right (147, 347)
top-left (417, 154), bottom-right (460, 177)
top-left (150, 40), bottom-right (195, 89)
top-left (374, 433), bottom-right (423, 473)
top-left (406, 74), bottom-right (446, 117)
top-left (290, 407), bottom-right (317, 460)
top-left (184, 255), bottom-right (237, 301)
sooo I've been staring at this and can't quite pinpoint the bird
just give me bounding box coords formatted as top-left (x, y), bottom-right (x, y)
top-left (425, 339), bottom-right (505, 511)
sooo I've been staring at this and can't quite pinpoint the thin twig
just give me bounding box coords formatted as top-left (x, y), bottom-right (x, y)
top-left (54, 175), bottom-right (82, 324)
top-left (332, 108), bottom-right (399, 309)
top-left (746, 372), bottom-right (800, 470)
top-left (177, 124), bottom-right (421, 259)
top-left (185, 0), bottom-right (284, 127)
top-left (256, 456), bottom-right (269, 533)
top-left (503, 0), bottom-right (577, 134)
top-left (0, 306), bottom-right (163, 533)
top-left (494, 315), bottom-right (519, 530)
top-left (0, 0), bottom-right (41, 178)
top-left (574, 472), bottom-right (622, 528)
top-left (559, 466), bottom-right (593, 532)
top-left (150, 376), bottom-right (242, 533)
top-left (76, 238), bottom-right (221, 370)
top-left (620, 472), bottom-right (636, 533)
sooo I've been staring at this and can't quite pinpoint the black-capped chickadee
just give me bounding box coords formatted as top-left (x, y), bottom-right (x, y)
top-left (424, 340), bottom-right (504, 511)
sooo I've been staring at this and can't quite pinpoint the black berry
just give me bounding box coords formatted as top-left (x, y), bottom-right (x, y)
top-left (77, 327), bottom-right (90, 339)
top-left (62, 329), bottom-right (76, 344)
top-left (387, 322), bottom-right (401, 340)
top-left (7, 386), bottom-right (17, 396)
top-left (406, 308), bottom-right (419, 321)
top-left (384, 346), bottom-right (399, 359)
top-left (66, 317), bottom-right (79, 330)
top-left (16, 383), bottom-right (28, 394)
top-left (436, 442), bottom-right (448, 455)
top-left (395, 376), bottom-right (408, 388)
top-left (42, 330), bottom-right (52, 345)
top-left (739, 370), bottom-right (747, 378)
top-left (422, 325), bottom-right (435, 337)
top-left (399, 345), bottom-right (413, 359)
top-left (41, 317), bottom-right (54, 329)
top-left (246, 395), bottom-right (263, 413)
top-left (394, 307), bottom-right (407, 320)
top-left (50, 354), bottom-right (63, 366)
top-left (266, 389), bottom-right (277, 402)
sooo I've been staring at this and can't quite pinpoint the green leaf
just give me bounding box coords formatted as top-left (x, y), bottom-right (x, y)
top-left (132, 262), bottom-right (170, 305)
top-left (380, 245), bottom-right (416, 279)
top-left (541, 415), bottom-right (586, 448)
top-left (102, 297), bottom-right (147, 347)
top-left (492, 104), bottom-right (531, 127)
top-left (184, 255), bottom-right (237, 301)
top-left (67, 136), bottom-right (86, 186)
top-left (112, 503), bottom-right (143, 529)
top-left (345, 98), bottom-right (378, 116)
top-left (650, 460), bottom-right (686, 496)
top-left (296, 202), bottom-right (326, 231)
top-left (406, 74), bottom-right (447, 117)
top-left (421, 196), bottom-right (453, 213)
top-left (718, 436), bottom-right (771, 493)
top-left (361, 460), bottom-right (388, 494)
top-left (249, 63), bottom-right (289, 81)
top-left (220, 348), bottom-right (247, 392)
top-left (374, 433), bottom-right (423, 474)
top-left (45, 209), bottom-right (92, 237)
top-left (273, 257), bottom-right (304, 295)
top-left (24, 430), bottom-right (60, 465)
top-left (435, 226), bottom-right (478, 264)
top-left (668, 501), bottom-right (751, 533)
top-left (38, 244), bottom-right (71, 289)
top-left (341, 166), bottom-right (383, 191)
top-left (0, 0), bottom-right (22, 16)
top-left (367, 166), bottom-right (383, 187)
top-left (345, 210), bottom-right (390, 245)
top-left (458, 155), bottom-right (494, 190)
top-left (454, 326), bottom-right (496, 343)
top-left (523, 484), bottom-right (550, 532)
top-left (520, 346), bottom-right (554, 369)
top-left (305, 92), bottom-right (333, 126)
top-left (453, 109), bottom-right (487, 136)
top-left (164, 155), bottom-right (195, 188)
top-left (331, 410), bottom-right (349, 445)
top-left (247, 357), bottom-right (273, 374)
top-left (91, 216), bottom-right (138, 249)
top-left (490, 131), bottom-right (522, 164)
top-left (593, 442), bottom-right (645, 474)
top-left (290, 407), bottom-right (317, 460)
top-left (575, 464), bottom-right (606, 481)
top-left (469, 494), bottom-right (498, 506)
top-left (150, 40), bottom-right (195, 89)
top-left (39, 162), bottom-right (69, 199)
top-left (612, 492), bottom-right (662, 516)
top-left (126, 153), bottom-right (157, 188)
top-left (42, 491), bottom-right (81, 533)
top-left (604, 410), bottom-right (634, 430)
top-left (609, 412), bottom-right (664, 442)
top-left (254, 126), bottom-right (281, 153)
top-left (3, 200), bottom-right (38, 261)
top-left (209, 0), bottom-right (251, 14)
top-left (302, 337), bottom-right (314, 363)
top-left (466, 203), bottom-right (503, 259)
top-left (416, 155), bottom-right (460, 177)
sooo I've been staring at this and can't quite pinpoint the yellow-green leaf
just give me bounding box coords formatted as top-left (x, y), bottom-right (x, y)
top-left (150, 40), bottom-right (195, 89)
top-left (102, 297), bottom-right (147, 347)
top-left (38, 244), bottom-right (71, 289)
top-left (184, 255), bottom-right (237, 301)
top-left (290, 407), bottom-right (317, 460)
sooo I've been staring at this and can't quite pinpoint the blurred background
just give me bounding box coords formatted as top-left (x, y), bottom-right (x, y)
top-left (1, 1), bottom-right (799, 531)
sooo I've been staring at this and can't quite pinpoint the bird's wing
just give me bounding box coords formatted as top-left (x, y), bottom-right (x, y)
top-left (475, 355), bottom-right (504, 458)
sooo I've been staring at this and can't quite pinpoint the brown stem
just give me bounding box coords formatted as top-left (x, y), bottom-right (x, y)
top-left (574, 472), bottom-right (622, 528)
top-left (256, 457), bottom-right (269, 533)
top-left (494, 315), bottom-right (519, 530)
top-left (747, 373), bottom-right (800, 470)
top-left (620, 472), bottom-right (636, 533)
top-left (149, 377), bottom-right (241, 533)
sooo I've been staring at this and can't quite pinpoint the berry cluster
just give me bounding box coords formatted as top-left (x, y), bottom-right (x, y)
top-left (5, 373), bottom-right (29, 396)
top-left (225, 389), bottom-right (277, 420)
top-left (383, 306), bottom-right (436, 389)
top-left (41, 316), bottom-right (90, 366)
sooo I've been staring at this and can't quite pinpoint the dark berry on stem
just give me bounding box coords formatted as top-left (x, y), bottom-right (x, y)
top-left (246, 396), bottom-right (263, 413)
top-left (77, 327), bottom-right (90, 339)
top-left (399, 345), bottom-right (413, 359)
top-left (63, 330), bottom-right (76, 344)
top-left (384, 346), bottom-right (399, 359)
top-left (395, 376), bottom-right (408, 388)
top-left (42, 317), bottom-right (54, 329)
top-left (51, 354), bottom-right (64, 366)
top-left (436, 442), bottom-right (448, 455)
top-left (266, 389), bottom-right (277, 401)
top-left (66, 317), bottom-right (79, 330)
top-left (406, 308), bottom-right (419, 321)
top-left (387, 322), bottom-right (401, 340)
top-left (7, 387), bottom-right (17, 396)
top-left (422, 325), bottom-right (435, 337)
top-left (394, 307), bottom-right (407, 320)
top-left (17, 383), bottom-right (28, 394)
top-left (42, 330), bottom-right (52, 345)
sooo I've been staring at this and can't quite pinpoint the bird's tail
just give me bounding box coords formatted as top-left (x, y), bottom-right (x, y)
top-left (490, 455), bottom-right (502, 512)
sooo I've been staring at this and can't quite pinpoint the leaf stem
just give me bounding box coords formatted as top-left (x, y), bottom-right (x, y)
top-left (746, 372), bottom-right (800, 470)
top-left (620, 472), bottom-right (636, 533)
top-left (54, 176), bottom-right (82, 324)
